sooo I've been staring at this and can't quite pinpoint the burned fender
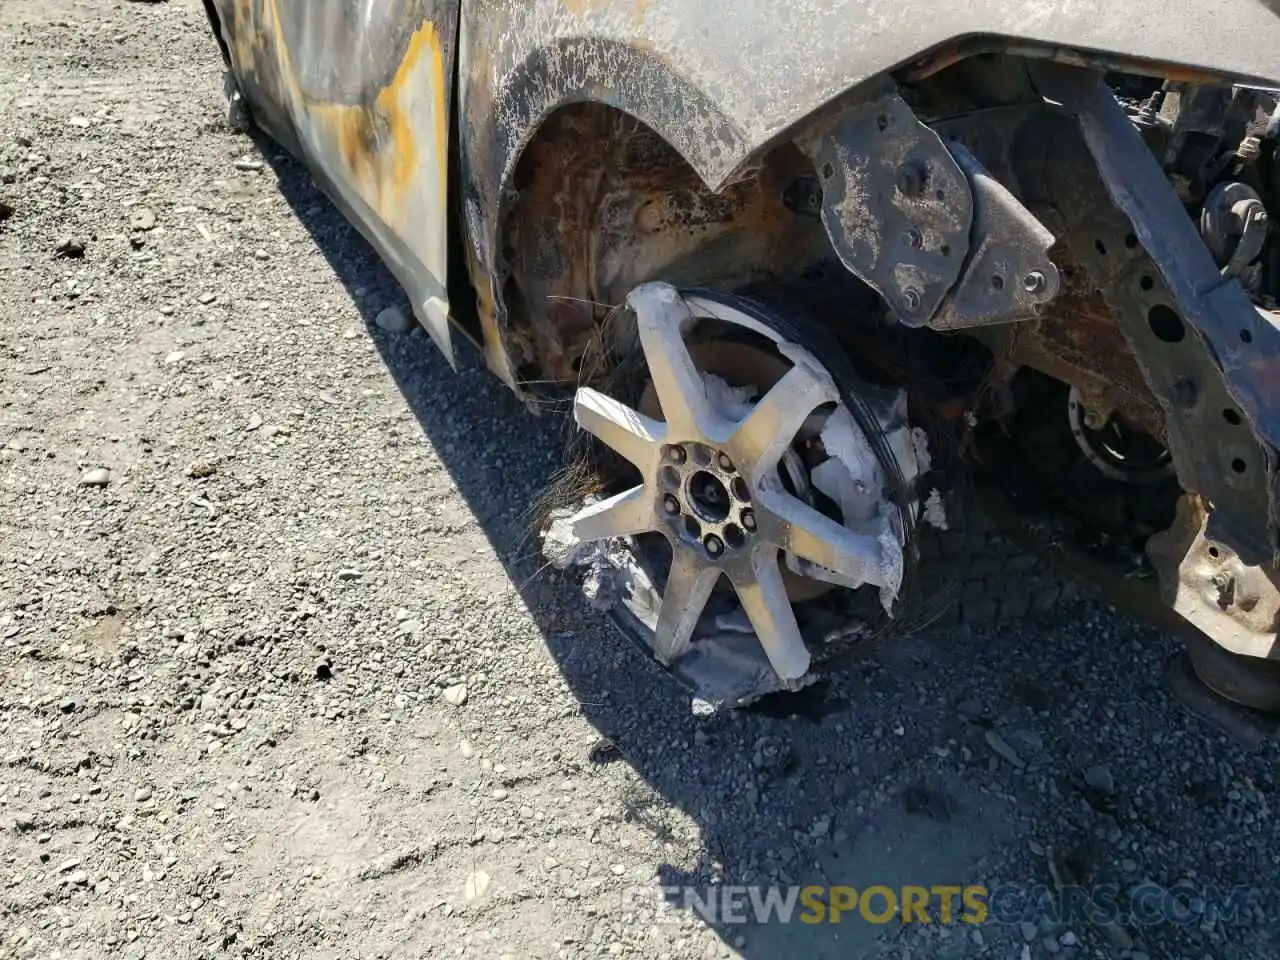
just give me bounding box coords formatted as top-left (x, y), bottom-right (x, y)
top-left (458, 0), bottom-right (1280, 379)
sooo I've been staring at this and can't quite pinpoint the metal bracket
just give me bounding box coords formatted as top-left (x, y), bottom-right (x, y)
top-left (805, 88), bottom-right (973, 325)
top-left (930, 143), bottom-right (1060, 329)
top-left (1033, 63), bottom-right (1280, 565)
top-left (1148, 495), bottom-right (1280, 661)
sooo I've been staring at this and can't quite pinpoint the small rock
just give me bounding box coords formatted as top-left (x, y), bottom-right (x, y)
top-left (463, 869), bottom-right (491, 901)
top-left (233, 157), bottom-right (264, 172)
top-left (163, 350), bottom-right (185, 366)
top-left (79, 468), bottom-right (110, 487)
top-left (129, 207), bottom-right (157, 231)
top-left (314, 660), bottom-right (332, 682)
top-left (198, 292), bottom-right (217, 305)
top-left (375, 306), bottom-right (413, 335)
top-left (68, 116), bottom-right (91, 129)
top-left (443, 684), bottom-right (468, 707)
top-left (59, 697), bottom-right (79, 714)
top-left (984, 730), bottom-right (1025, 769)
top-left (459, 741), bottom-right (474, 759)
top-left (134, 787), bottom-right (153, 803)
top-left (336, 569), bottom-right (362, 581)
top-left (1084, 764), bottom-right (1115, 795)
top-left (56, 859), bottom-right (81, 873)
top-left (246, 413), bottom-right (262, 431)
top-left (491, 789), bottom-right (509, 800)
top-left (66, 870), bottom-right (89, 886)
top-left (187, 460), bottom-right (216, 479)
top-left (1010, 728), bottom-right (1044, 752)
top-left (55, 237), bottom-right (85, 259)
top-left (307, 789), bottom-right (320, 802)
top-left (0, 197), bottom-right (14, 221)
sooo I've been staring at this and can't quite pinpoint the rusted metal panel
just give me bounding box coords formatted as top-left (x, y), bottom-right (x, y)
top-left (497, 105), bottom-right (826, 383)
top-left (212, 0), bottom-right (458, 361)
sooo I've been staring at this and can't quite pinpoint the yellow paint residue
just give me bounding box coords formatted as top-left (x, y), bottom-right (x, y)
top-left (269, 15), bottom-right (449, 232)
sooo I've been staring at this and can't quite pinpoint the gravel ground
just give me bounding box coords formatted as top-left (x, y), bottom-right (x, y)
top-left (2, 3), bottom-right (1279, 959)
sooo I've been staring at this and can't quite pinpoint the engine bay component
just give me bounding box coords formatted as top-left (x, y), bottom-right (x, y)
top-left (1200, 181), bottom-right (1269, 282)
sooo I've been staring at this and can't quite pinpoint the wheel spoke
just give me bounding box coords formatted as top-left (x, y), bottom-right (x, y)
top-left (574, 387), bottom-right (663, 469)
top-left (653, 548), bottom-right (721, 664)
top-left (570, 486), bottom-right (656, 542)
top-left (731, 362), bottom-right (836, 478)
top-left (733, 548), bottom-right (811, 680)
top-left (759, 491), bottom-right (889, 588)
top-left (628, 284), bottom-right (713, 436)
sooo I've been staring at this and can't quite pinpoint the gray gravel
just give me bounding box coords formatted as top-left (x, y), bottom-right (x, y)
top-left (2, 2), bottom-right (1279, 959)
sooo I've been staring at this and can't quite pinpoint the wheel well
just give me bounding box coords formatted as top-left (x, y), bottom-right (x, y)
top-left (496, 102), bottom-right (830, 386)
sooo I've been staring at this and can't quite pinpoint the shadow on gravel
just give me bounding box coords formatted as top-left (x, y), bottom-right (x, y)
top-left (256, 137), bottom-right (1280, 960)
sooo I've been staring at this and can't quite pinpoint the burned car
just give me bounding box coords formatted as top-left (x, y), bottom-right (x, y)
top-left (204, 1), bottom-right (1280, 719)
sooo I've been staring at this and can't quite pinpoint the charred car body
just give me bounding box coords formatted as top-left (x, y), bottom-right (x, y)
top-left (206, 0), bottom-right (1280, 718)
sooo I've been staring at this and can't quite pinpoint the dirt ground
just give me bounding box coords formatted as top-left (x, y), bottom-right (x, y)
top-left (1, 2), bottom-right (1278, 959)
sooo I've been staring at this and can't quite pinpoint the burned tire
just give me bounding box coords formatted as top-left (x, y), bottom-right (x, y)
top-left (913, 501), bottom-right (1083, 629)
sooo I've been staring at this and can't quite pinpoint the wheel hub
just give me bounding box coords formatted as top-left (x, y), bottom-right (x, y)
top-left (660, 443), bottom-right (753, 558)
top-left (566, 282), bottom-right (912, 683)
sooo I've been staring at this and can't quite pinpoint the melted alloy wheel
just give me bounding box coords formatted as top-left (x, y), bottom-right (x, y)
top-left (565, 283), bottom-right (909, 683)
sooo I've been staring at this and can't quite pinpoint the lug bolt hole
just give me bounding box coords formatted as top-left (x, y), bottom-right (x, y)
top-left (689, 443), bottom-right (712, 467)
top-left (659, 466), bottom-right (681, 490)
top-left (723, 525), bottom-right (745, 550)
top-left (717, 452), bottom-right (736, 472)
top-left (741, 508), bottom-right (756, 532)
top-left (731, 477), bottom-right (750, 502)
top-left (683, 516), bottom-right (702, 541)
top-left (664, 444), bottom-right (686, 465)
top-left (704, 534), bottom-right (724, 557)
top-left (662, 494), bottom-right (681, 516)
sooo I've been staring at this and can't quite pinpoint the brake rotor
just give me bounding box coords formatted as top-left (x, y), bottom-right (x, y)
top-left (638, 339), bottom-right (834, 603)
top-left (1067, 386), bottom-right (1173, 484)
